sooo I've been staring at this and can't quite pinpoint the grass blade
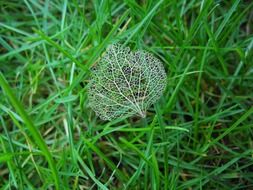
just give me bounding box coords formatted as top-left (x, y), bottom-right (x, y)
top-left (0, 72), bottom-right (60, 190)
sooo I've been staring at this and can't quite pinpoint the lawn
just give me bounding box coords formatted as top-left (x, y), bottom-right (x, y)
top-left (0, 0), bottom-right (253, 189)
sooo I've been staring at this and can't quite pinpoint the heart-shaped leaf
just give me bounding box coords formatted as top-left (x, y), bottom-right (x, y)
top-left (88, 44), bottom-right (167, 120)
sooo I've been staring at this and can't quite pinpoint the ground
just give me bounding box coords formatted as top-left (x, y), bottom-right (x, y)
top-left (0, 0), bottom-right (253, 189)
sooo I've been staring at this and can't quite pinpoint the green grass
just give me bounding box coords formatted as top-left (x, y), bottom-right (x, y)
top-left (0, 0), bottom-right (253, 189)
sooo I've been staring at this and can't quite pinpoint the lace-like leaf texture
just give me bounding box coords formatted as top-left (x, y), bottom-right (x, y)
top-left (87, 44), bottom-right (167, 120)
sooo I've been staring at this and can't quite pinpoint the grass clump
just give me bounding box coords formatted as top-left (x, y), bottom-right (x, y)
top-left (0, 0), bottom-right (253, 189)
